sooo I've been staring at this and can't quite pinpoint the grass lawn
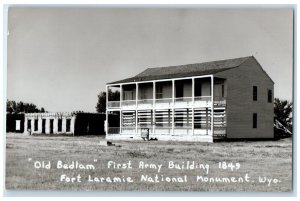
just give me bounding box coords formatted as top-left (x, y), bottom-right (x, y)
top-left (5, 133), bottom-right (292, 192)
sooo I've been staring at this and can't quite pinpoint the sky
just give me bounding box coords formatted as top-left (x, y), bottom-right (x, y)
top-left (7, 7), bottom-right (294, 112)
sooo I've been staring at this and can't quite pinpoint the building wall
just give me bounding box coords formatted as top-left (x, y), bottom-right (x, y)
top-left (214, 58), bottom-right (274, 139)
top-left (24, 113), bottom-right (76, 135)
top-left (201, 81), bottom-right (211, 96)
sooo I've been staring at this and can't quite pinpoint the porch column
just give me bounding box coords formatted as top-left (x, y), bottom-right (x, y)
top-left (53, 118), bottom-right (58, 134)
top-left (24, 116), bottom-right (28, 134)
top-left (120, 85), bottom-right (123, 134)
top-left (38, 117), bottom-right (42, 133)
top-left (135, 110), bottom-right (138, 134)
top-left (136, 83), bottom-right (138, 134)
top-left (119, 111), bottom-right (122, 134)
top-left (136, 83), bottom-right (138, 107)
top-left (62, 117), bottom-right (67, 133)
top-left (211, 75), bottom-right (214, 136)
top-left (192, 78), bottom-right (195, 135)
top-left (120, 84), bottom-right (123, 107)
top-left (105, 85), bottom-right (108, 135)
top-left (172, 80), bottom-right (175, 135)
top-left (71, 116), bottom-right (76, 136)
top-left (153, 81), bottom-right (156, 134)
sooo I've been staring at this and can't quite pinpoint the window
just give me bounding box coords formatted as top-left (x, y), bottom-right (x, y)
top-left (34, 119), bottom-right (38, 131)
top-left (268, 89), bottom-right (272, 103)
top-left (253, 86), bottom-right (257, 101)
top-left (253, 113), bottom-right (257, 128)
top-left (58, 119), bottom-right (62, 132)
top-left (66, 119), bottom-right (71, 132)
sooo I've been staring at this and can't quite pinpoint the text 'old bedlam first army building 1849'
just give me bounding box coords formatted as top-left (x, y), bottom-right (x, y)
top-left (105, 56), bottom-right (274, 142)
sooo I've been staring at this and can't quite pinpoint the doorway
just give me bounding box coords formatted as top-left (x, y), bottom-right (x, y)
top-left (42, 119), bottom-right (46, 133)
top-left (50, 119), bottom-right (54, 134)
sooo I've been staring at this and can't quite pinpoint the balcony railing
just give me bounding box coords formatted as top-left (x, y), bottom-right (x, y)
top-left (107, 96), bottom-right (226, 109)
top-left (156, 98), bottom-right (173, 107)
top-left (107, 101), bottom-right (120, 108)
top-left (122, 100), bottom-right (136, 109)
top-left (214, 96), bottom-right (226, 106)
top-left (137, 99), bottom-right (153, 109)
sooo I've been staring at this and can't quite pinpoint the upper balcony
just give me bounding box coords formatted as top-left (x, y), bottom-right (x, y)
top-left (107, 96), bottom-right (225, 110)
top-left (107, 76), bottom-right (226, 110)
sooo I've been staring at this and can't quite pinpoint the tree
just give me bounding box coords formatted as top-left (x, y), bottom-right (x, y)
top-left (96, 89), bottom-right (120, 113)
top-left (274, 98), bottom-right (292, 131)
top-left (6, 99), bottom-right (47, 113)
top-left (6, 100), bottom-right (16, 113)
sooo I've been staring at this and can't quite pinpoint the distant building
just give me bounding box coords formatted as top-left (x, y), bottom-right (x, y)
top-left (23, 112), bottom-right (106, 135)
top-left (106, 56), bottom-right (274, 142)
top-left (6, 113), bottom-right (25, 133)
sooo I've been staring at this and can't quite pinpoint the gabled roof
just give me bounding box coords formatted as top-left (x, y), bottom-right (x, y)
top-left (108, 56), bottom-right (253, 85)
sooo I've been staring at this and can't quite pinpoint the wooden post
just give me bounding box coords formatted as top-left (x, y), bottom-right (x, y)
top-left (105, 85), bottom-right (108, 135)
top-left (153, 81), bottom-right (156, 134)
top-left (211, 75), bottom-right (214, 136)
top-left (206, 108), bottom-right (208, 135)
top-left (119, 84), bottom-right (123, 134)
top-left (172, 80), bottom-right (175, 135)
top-left (136, 83), bottom-right (138, 108)
top-left (136, 83), bottom-right (138, 134)
top-left (120, 84), bottom-right (123, 107)
top-left (135, 110), bottom-right (138, 134)
top-left (192, 78), bottom-right (195, 135)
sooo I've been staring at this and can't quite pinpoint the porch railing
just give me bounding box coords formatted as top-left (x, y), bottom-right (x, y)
top-left (107, 96), bottom-right (226, 109)
top-left (107, 101), bottom-right (120, 108)
top-left (107, 126), bottom-right (221, 137)
top-left (122, 100), bottom-right (136, 108)
top-left (214, 96), bottom-right (226, 106)
top-left (156, 98), bottom-right (173, 107)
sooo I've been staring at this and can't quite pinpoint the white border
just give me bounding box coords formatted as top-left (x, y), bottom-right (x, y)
top-left (0, 1), bottom-right (298, 201)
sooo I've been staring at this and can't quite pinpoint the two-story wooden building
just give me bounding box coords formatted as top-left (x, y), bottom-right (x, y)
top-left (106, 56), bottom-right (274, 142)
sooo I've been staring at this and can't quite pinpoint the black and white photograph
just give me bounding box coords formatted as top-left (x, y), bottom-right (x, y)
top-left (4, 5), bottom-right (294, 193)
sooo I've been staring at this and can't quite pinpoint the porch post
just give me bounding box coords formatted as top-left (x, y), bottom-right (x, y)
top-left (120, 84), bottom-right (123, 107)
top-left (153, 81), bottom-right (156, 134)
top-left (136, 83), bottom-right (138, 134)
top-left (136, 83), bottom-right (138, 107)
top-left (192, 78), bottom-right (195, 135)
top-left (211, 75), bottom-right (214, 136)
top-left (120, 84), bottom-right (123, 134)
top-left (106, 85), bottom-right (108, 135)
top-left (172, 80), bottom-right (175, 135)
top-left (120, 111), bottom-right (122, 134)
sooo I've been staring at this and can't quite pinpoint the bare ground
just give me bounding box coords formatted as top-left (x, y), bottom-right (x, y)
top-left (5, 133), bottom-right (292, 192)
